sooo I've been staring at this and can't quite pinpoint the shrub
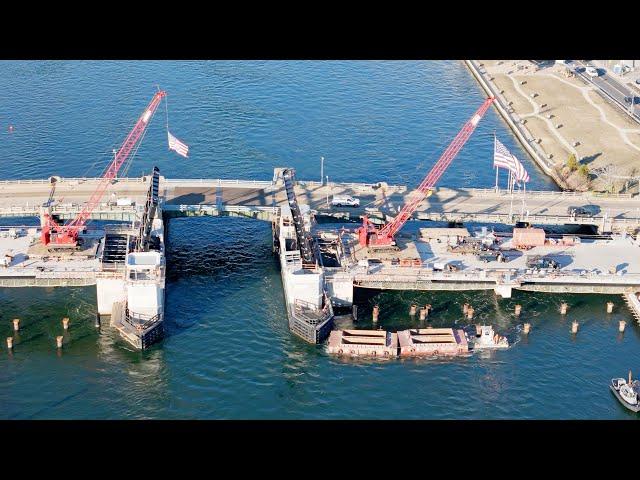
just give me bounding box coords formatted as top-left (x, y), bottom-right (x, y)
top-left (578, 164), bottom-right (589, 178)
top-left (567, 153), bottom-right (578, 171)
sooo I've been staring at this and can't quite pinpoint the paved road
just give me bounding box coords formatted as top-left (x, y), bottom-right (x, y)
top-left (1, 176), bottom-right (640, 230)
top-left (575, 60), bottom-right (640, 121)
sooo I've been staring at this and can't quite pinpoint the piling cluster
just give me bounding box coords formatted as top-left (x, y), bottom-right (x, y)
top-left (4, 315), bottom-right (97, 352)
top-left (355, 299), bottom-right (627, 343)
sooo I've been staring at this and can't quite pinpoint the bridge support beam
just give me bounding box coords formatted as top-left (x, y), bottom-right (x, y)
top-left (494, 284), bottom-right (513, 298)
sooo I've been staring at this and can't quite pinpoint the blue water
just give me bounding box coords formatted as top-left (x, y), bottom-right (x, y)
top-left (1, 60), bottom-right (637, 419)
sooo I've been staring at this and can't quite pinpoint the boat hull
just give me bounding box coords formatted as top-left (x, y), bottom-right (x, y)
top-left (609, 385), bottom-right (640, 413)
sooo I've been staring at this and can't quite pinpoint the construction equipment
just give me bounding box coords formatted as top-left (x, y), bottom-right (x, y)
top-left (358, 97), bottom-right (495, 248)
top-left (41, 90), bottom-right (167, 248)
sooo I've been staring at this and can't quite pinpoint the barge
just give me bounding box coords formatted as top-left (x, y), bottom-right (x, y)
top-left (327, 329), bottom-right (398, 357)
top-left (327, 327), bottom-right (469, 358)
top-left (398, 328), bottom-right (469, 357)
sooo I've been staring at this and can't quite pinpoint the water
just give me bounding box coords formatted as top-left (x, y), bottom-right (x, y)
top-left (0, 60), bottom-right (637, 419)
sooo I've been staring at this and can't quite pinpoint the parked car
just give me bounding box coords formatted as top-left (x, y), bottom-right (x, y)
top-left (526, 255), bottom-right (559, 270)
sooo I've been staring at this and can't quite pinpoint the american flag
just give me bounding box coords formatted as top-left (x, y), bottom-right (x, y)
top-left (168, 131), bottom-right (189, 158)
top-left (494, 137), bottom-right (529, 183)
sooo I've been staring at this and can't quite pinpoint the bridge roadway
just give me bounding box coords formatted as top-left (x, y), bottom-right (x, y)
top-left (0, 175), bottom-right (639, 231)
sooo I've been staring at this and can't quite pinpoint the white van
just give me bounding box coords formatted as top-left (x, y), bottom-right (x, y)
top-left (585, 66), bottom-right (599, 77)
top-left (331, 195), bottom-right (360, 207)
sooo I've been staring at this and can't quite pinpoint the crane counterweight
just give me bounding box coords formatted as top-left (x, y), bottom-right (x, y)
top-left (357, 97), bottom-right (495, 248)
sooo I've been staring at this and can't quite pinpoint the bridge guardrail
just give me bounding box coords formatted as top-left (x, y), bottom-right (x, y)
top-left (0, 177), bottom-right (146, 185)
top-left (356, 267), bottom-right (640, 284)
top-left (164, 204), bottom-right (279, 214)
top-left (162, 179), bottom-right (273, 187)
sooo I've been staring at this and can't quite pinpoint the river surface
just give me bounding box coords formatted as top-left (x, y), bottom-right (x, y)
top-left (0, 60), bottom-right (637, 419)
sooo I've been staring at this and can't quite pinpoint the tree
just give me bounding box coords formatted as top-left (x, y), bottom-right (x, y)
top-left (566, 153), bottom-right (578, 171)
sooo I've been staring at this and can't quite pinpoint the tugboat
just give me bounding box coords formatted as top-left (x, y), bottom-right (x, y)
top-left (472, 325), bottom-right (509, 350)
top-left (610, 370), bottom-right (640, 413)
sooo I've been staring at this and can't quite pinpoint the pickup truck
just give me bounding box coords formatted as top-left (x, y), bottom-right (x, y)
top-left (331, 195), bottom-right (360, 207)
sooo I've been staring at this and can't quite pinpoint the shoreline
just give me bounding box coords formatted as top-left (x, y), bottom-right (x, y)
top-left (464, 60), bottom-right (570, 191)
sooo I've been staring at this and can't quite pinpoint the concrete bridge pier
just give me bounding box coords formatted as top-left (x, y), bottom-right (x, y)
top-left (494, 284), bottom-right (513, 298)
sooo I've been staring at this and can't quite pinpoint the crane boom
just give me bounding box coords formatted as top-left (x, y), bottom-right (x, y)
top-left (43, 90), bottom-right (167, 247)
top-left (359, 97), bottom-right (495, 247)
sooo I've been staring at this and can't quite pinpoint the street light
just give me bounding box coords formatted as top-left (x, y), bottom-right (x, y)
top-left (320, 156), bottom-right (324, 185)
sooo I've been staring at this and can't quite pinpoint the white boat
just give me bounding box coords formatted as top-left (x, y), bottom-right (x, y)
top-left (610, 371), bottom-right (640, 412)
top-left (472, 325), bottom-right (509, 350)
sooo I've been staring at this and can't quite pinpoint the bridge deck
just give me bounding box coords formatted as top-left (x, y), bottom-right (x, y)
top-left (0, 176), bottom-right (638, 231)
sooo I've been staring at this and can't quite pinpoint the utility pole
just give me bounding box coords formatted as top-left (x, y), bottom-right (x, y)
top-left (326, 176), bottom-right (330, 207)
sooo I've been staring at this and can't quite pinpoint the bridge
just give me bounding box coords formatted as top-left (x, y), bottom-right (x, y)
top-left (3, 170), bottom-right (640, 348)
top-left (1, 173), bottom-right (638, 233)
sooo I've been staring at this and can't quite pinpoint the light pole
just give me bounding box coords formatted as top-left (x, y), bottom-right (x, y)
top-left (320, 156), bottom-right (324, 185)
top-left (326, 175), bottom-right (330, 208)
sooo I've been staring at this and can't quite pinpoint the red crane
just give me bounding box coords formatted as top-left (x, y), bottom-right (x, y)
top-left (42, 90), bottom-right (167, 247)
top-left (358, 97), bottom-right (495, 248)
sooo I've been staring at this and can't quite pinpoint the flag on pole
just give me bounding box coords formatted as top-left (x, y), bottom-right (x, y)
top-left (493, 137), bottom-right (529, 183)
top-left (168, 131), bottom-right (189, 158)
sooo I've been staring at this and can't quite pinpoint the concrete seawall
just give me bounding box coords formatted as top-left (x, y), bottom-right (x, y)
top-left (464, 60), bottom-right (569, 191)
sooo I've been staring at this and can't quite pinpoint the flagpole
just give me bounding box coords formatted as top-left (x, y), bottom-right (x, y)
top-left (164, 90), bottom-right (170, 140)
top-left (494, 133), bottom-right (499, 192)
top-left (509, 174), bottom-right (515, 220)
top-left (520, 180), bottom-right (526, 220)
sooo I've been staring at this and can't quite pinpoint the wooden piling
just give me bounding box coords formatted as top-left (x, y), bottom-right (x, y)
top-left (372, 305), bottom-right (379, 323)
top-left (560, 302), bottom-right (568, 315)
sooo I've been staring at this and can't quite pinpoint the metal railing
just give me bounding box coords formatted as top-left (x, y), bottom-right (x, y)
top-left (123, 308), bottom-right (162, 332)
top-left (0, 177), bottom-right (147, 185)
top-left (164, 204), bottom-right (279, 214)
top-left (298, 180), bottom-right (406, 191)
top-left (162, 178), bottom-right (273, 187)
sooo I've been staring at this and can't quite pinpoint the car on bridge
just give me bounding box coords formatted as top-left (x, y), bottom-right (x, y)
top-left (567, 205), bottom-right (600, 217)
top-left (585, 66), bottom-right (600, 77)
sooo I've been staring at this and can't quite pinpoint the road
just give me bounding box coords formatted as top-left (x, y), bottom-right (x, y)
top-left (2, 176), bottom-right (640, 231)
top-left (575, 60), bottom-right (640, 121)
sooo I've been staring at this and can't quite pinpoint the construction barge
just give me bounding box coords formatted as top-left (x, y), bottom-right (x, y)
top-left (327, 327), bottom-right (469, 358)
